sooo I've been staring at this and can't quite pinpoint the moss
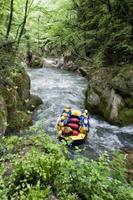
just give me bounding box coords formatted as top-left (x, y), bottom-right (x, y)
top-left (12, 69), bottom-right (30, 101)
top-left (7, 111), bottom-right (32, 131)
top-left (118, 108), bottom-right (133, 125)
top-left (99, 100), bottom-right (111, 120)
top-left (26, 94), bottom-right (43, 111)
top-left (1, 87), bottom-right (23, 112)
top-left (124, 97), bottom-right (133, 108)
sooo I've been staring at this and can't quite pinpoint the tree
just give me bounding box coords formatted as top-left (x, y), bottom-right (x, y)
top-left (17, 0), bottom-right (29, 45)
top-left (6, 0), bottom-right (14, 39)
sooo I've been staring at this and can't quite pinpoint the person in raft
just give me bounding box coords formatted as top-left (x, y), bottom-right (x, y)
top-left (58, 106), bottom-right (90, 136)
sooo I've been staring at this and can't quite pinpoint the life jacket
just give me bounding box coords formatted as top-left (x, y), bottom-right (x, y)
top-left (67, 115), bottom-right (80, 135)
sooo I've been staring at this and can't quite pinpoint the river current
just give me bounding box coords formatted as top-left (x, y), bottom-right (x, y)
top-left (28, 67), bottom-right (133, 156)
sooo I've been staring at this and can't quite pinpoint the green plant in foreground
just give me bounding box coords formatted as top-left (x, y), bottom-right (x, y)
top-left (0, 126), bottom-right (133, 200)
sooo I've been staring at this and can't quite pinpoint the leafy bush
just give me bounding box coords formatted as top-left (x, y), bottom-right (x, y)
top-left (0, 126), bottom-right (132, 200)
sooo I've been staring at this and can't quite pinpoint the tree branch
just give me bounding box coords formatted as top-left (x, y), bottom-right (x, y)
top-left (17, 0), bottom-right (29, 45)
top-left (6, 0), bottom-right (14, 38)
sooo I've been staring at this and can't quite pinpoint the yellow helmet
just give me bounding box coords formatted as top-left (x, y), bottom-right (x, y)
top-left (84, 110), bottom-right (88, 114)
top-left (83, 113), bottom-right (86, 117)
top-left (65, 105), bottom-right (69, 109)
top-left (64, 108), bottom-right (69, 113)
top-left (59, 122), bottom-right (64, 127)
top-left (84, 119), bottom-right (88, 125)
top-left (61, 116), bottom-right (65, 120)
top-left (71, 110), bottom-right (81, 117)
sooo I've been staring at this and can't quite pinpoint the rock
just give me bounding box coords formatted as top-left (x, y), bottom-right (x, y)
top-left (112, 66), bottom-right (133, 97)
top-left (12, 69), bottom-right (30, 101)
top-left (43, 58), bottom-right (64, 68)
top-left (27, 94), bottom-right (43, 111)
top-left (108, 89), bottom-right (123, 120)
top-left (1, 86), bottom-right (23, 113)
top-left (7, 111), bottom-right (32, 131)
top-left (0, 95), bottom-right (7, 135)
top-left (85, 67), bottom-right (133, 125)
top-left (86, 90), bottom-right (101, 107)
top-left (49, 194), bottom-right (58, 200)
top-left (79, 66), bottom-right (93, 77)
top-left (29, 56), bottom-right (43, 68)
top-left (0, 67), bottom-right (42, 135)
top-left (79, 67), bottom-right (88, 77)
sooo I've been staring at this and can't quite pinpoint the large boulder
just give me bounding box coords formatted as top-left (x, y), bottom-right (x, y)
top-left (12, 69), bottom-right (30, 101)
top-left (112, 66), bottom-right (133, 97)
top-left (0, 68), bottom-right (42, 135)
top-left (85, 67), bottom-right (133, 125)
top-left (26, 94), bottom-right (43, 112)
top-left (1, 86), bottom-right (23, 113)
top-left (7, 111), bottom-right (32, 131)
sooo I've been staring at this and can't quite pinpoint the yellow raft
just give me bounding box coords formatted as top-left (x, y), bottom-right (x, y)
top-left (57, 106), bottom-right (90, 145)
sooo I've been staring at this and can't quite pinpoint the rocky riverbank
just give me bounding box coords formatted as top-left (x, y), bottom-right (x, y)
top-left (23, 50), bottom-right (133, 126)
top-left (79, 64), bottom-right (133, 126)
top-left (0, 66), bottom-right (42, 135)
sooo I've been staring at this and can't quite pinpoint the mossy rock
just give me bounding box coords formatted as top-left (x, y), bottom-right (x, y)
top-left (85, 92), bottom-right (111, 122)
top-left (112, 66), bottom-right (133, 97)
top-left (124, 97), bottom-right (133, 108)
top-left (30, 56), bottom-right (43, 68)
top-left (1, 87), bottom-right (23, 113)
top-left (26, 94), bottom-right (43, 111)
top-left (12, 69), bottom-right (30, 101)
top-left (118, 107), bottom-right (133, 125)
top-left (7, 111), bottom-right (32, 131)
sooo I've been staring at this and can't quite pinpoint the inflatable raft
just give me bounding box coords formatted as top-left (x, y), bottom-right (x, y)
top-left (57, 106), bottom-right (90, 145)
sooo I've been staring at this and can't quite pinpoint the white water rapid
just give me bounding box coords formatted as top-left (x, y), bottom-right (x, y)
top-left (28, 67), bottom-right (133, 157)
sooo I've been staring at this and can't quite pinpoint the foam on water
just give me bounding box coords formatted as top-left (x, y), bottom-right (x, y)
top-left (28, 67), bottom-right (133, 155)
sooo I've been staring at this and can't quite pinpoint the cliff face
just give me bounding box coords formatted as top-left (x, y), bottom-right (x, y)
top-left (0, 68), bottom-right (42, 135)
top-left (80, 65), bottom-right (133, 126)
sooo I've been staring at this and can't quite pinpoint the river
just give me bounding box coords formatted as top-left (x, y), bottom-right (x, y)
top-left (28, 67), bottom-right (133, 157)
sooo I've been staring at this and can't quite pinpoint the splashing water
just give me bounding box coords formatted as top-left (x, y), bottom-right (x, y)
top-left (28, 67), bottom-right (133, 156)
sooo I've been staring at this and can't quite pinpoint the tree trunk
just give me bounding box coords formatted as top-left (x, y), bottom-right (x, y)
top-left (17, 0), bottom-right (29, 46)
top-left (6, 0), bottom-right (14, 39)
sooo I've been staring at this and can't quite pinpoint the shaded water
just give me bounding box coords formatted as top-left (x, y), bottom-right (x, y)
top-left (28, 67), bottom-right (133, 156)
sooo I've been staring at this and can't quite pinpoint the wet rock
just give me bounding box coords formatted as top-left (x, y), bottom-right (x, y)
top-left (27, 94), bottom-right (43, 111)
top-left (43, 58), bottom-right (64, 68)
top-left (85, 67), bottom-right (133, 125)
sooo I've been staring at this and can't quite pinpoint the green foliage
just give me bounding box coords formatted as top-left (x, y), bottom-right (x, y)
top-left (1, 0), bottom-right (133, 66)
top-left (26, 0), bottom-right (133, 66)
top-left (0, 126), bottom-right (132, 200)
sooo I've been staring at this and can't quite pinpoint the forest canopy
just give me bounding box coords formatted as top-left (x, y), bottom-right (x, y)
top-left (0, 0), bottom-right (133, 67)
